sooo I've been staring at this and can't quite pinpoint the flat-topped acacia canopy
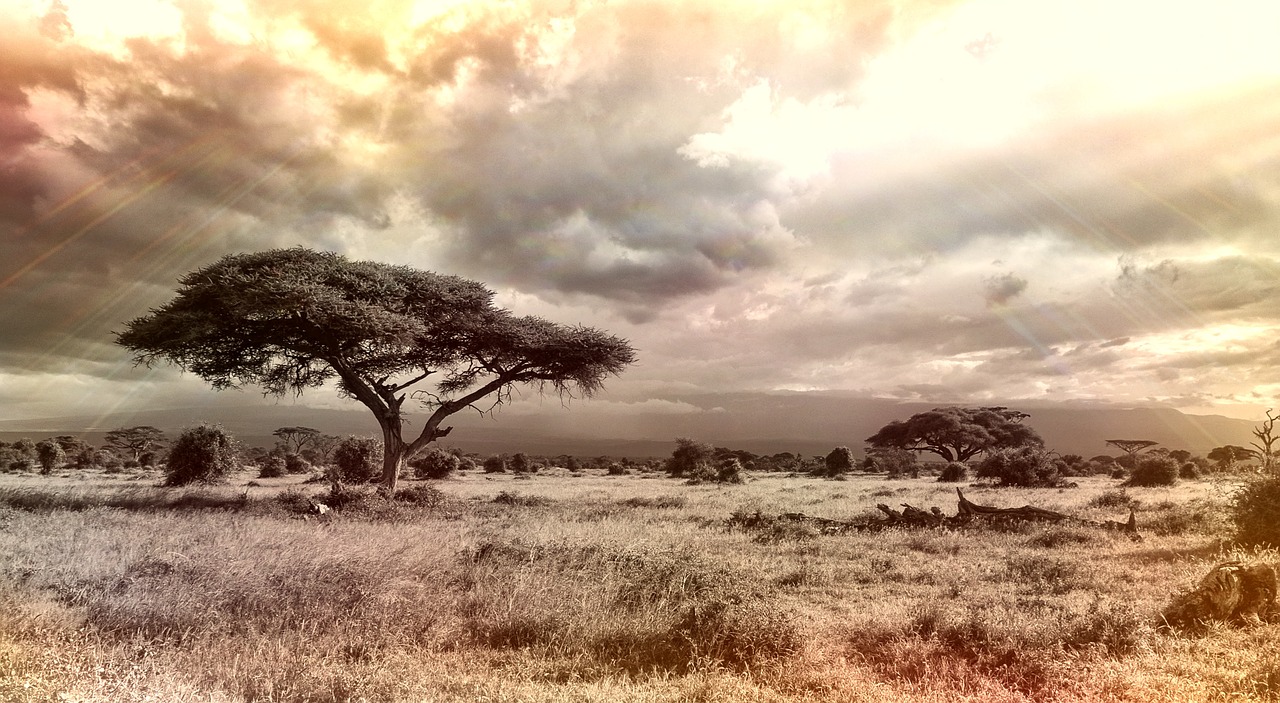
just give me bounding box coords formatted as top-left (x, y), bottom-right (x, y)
top-left (117, 247), bottom-right (637, 494)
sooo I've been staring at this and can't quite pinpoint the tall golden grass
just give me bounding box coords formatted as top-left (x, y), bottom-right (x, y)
top-left (0, 467), bottom-right (1276, 702)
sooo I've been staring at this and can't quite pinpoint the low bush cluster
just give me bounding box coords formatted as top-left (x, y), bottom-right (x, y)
top-left (164, 424), bottom-right (239, 486)
top-left (1232, 475), bottom-right (1280, 546)
top-left (1123, 453), bottom-right (1179, 487)
top-left (976, 447), bottom-right (1066, 487)
top-left (332, 436), bottom-right (381, 484)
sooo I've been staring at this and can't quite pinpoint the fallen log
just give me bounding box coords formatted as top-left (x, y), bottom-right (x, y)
top-left (955, 488), bottom-right (1139, 535)
top-left (728, 488), bottom-right (1140, 538)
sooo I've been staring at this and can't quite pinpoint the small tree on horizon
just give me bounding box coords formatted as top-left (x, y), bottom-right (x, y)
top-left (116, 248), bottom-right (636, 495)
top-left (273, 427), bottom-right (322, 455)
top-left (104, 426), bottom-right (167, 462)
top-left (34, 439), bottom-right (65, 475)
top-left (818, 446), bottom-right (854, 478)
top-left (1104, 439), bottom-right (1159, 465)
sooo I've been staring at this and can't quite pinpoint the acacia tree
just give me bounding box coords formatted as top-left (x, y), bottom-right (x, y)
top-left (1104, 439), bottom-right (1159, 464)
top-left (273, 426), bottom-right (321, 454)
top-left (1209, 444), bottom-right (1259, 471)
top-left (104, 426), bottom-right (167, 462)
top-left (865, 406), bottom-right (1042, 462)
top-left (117, 248), bottom-right (636, 495)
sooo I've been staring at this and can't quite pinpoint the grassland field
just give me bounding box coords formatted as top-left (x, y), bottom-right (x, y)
top-left (0, 464), bottom-right (1276, 702)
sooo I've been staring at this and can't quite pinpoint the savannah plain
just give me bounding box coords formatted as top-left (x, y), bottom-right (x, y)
top-left (1, 458), bottom-right (1276, 703)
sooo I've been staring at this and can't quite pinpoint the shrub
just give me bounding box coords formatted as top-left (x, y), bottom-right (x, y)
top-left (284, 452), bottom-right (311, 474)
top-left (976, 446), bottom-right (1065, 487)
top-left (332, 436), bottom-right (381, 484)
top-left (482, 455), bottom-right (507, 473)
top-left (34, 439), bottom-right (65, 475)
top-left (665, 438), bottom-right (715, 478)
top-left (817, 446), bottom-right (854, 478)
top-left (1179, 462), bottom-right (1200, 479)
top-left (164, 424), bottom-right (239, 486)
top-left (937, 461), bottom-right (968, 482)
top-left (137, 450), bottom-right (158, 468)
top-left (410, 447), bottom-right (461, 480)
top-left (93, 449), bottom-right (124, 473)
top-left (509, 452), bottom-right (533, 474)
top-left (1232, 475), bottom-right (1280, 546)
top-left (258, 454), bottom-right (287, 478)
top-left (863, 448), bottom-right (919, 478)
top-left (1123, 453), bottom-right (1179, 487)
top-left (607, 463), bottom-right (630, 475)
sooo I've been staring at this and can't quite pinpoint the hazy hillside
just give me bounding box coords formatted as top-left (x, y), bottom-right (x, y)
top-left (0, 393), bottom-right (1261, 459)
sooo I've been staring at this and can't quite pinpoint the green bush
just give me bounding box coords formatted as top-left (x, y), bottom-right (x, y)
top-left (863, 448), bottom-right (918, 478)
top-left (1123, 453), bottom-right (1179, 487)
top-left (284, 452), bottom-right (311, 474)
top-left (258, 454), bottom-right (287, 478)
top-left (1232, 475), bottom-right (1280, 546)
top-left (165, 424), bottom-right (239, 486)
top-left (410, 447), bottom-right (461, 480)
top-left (976, 446), bottom-right (1064, 487)
top-left (332, 436), bottom-right (381, 484)
top-left (94, 449), bottom-right (124, 473)
top-left (482, 455), bottom-right (507, 473)
top-left (34, 439), bottom-right (65, 475)
top-left (817, 446), bottom-right (854, 478)
top-left (664, 438), bottom-right (715, 478)
top-left (938, 461), bottom-right (968, 482)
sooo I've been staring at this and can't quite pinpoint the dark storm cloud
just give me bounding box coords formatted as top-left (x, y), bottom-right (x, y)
top-left (983, 273), bottom-right (1027, 306)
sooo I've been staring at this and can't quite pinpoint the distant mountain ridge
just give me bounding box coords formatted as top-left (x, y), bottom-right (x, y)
top-left (0, 394), bottom-right (1261, 459)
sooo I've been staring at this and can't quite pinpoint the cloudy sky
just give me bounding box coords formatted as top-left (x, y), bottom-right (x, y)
top-left (3, 0), bottom-right (1279, 430)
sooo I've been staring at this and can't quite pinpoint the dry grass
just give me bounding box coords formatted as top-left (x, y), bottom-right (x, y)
top-left (0, 467), bottom-right (1274, 702)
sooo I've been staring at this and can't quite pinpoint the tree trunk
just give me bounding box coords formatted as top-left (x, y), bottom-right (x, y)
top-left (380, 427), bottom-right (405, 495)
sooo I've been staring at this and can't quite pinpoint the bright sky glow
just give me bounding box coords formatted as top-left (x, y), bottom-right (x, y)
top-left (1, 0), bottom-right (1277, 431)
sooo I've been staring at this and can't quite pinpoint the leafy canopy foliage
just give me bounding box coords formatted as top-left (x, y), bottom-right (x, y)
top-left (117, 248), bottom-right (636, 494)
top-left (865, 406), bottom-right (1042, 462)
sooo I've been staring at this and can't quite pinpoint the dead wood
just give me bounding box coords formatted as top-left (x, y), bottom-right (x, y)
top-left (729, 488), bottom-right (1140, 538)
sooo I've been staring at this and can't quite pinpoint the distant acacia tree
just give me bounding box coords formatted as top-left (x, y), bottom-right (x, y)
top-left (1104, 439), bottom-right (1159, 466)
top-left (865, 406), bottom-right (1042, 462)
top-left (273, 427), bottom-right (321, 455)
top-left (1208, 445), bottom-right (1258, 472)
top-left (117, 248), bottom-right (636, 495)
top-left (104, 426), bottom-right (166, 462)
